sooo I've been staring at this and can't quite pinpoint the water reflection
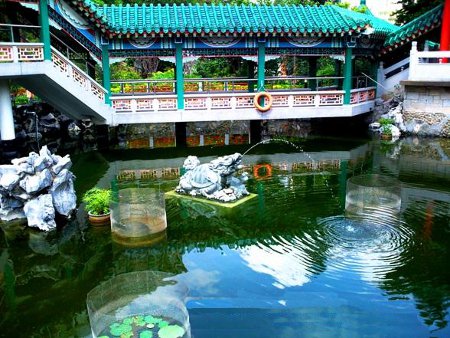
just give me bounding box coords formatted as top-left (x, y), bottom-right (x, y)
top-left (0, 137), bottom-right (449, 337)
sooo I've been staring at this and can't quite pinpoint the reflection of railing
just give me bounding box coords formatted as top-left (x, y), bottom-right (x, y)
top-left (409, 41), bottom-right (450, 81)
top-left (0, 42), bottom-right (106, 102)
top-left (111, 87), bottom-right (376, 113)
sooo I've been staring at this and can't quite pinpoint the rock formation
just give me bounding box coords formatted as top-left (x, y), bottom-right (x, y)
top-left (0, 146), bottom-right (76, 231)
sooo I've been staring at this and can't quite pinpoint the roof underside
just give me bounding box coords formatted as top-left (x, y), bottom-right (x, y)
top-left (382, 4), bottom-right (443, 54)
top-left (68, 0), bottom-right (398, 38)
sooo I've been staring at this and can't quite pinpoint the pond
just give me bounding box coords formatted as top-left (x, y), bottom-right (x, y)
top-left (1, 136), bottom-right (449, 337)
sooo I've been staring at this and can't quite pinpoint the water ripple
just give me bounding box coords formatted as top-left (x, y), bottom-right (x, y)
top-left (317, 213), bottom-right (415, 284)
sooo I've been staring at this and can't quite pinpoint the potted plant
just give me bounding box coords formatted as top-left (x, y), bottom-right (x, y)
top-left (82, 187), bottom-right (112, 225)
top-left (378, 118), bottom-right (394, 140)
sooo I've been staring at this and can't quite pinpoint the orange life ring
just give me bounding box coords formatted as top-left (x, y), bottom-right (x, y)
top-left (254, 92), bottom-right (273, 112)
top-left (253, 164), bottom-right (272, 179)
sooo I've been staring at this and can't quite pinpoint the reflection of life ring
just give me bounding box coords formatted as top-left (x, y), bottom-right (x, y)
top-left (253, 164), bottom-right (272, 179)
top-left (254, 92), bottom-right (273, 112)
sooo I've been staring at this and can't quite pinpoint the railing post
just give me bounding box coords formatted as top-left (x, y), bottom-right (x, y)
top-left (343, 47), bottom-right (353, 104)
top-left (314, 94), bottom-right (320, 107)
top-left (101, 42), bottom-right (111, 105)
top-left (175, 39), bottom-right (184, 109)
top-left (39, 0), bottom-right (51, 61)
top-left (12, 46), bottom-right (19, 63)
top-left (409, 41), bottom-right (418, 79)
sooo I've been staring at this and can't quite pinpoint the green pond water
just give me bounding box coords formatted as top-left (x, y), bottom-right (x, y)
top-left (1, 136), bottom-right (450, 337)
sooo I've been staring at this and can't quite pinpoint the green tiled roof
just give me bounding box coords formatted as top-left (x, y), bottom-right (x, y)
top-left (69, 1), bottom-right (397, 38)
top-left (382, 5), bottom-right (443, 53)
top-left (332, 5), bottom-right (398, 38)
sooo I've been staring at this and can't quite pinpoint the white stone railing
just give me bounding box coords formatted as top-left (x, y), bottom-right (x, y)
top-left (409, 41), bottom-right (450, 81)
top-left (0, 42), bottom-right (44, 62)
top-left (0, 42), bottom-right (106, 102)
top-left (111, 88), bottom-right (376, 114)
top-left (350, 87), bottom-right (376, 104)
top-left (50, 47), bottom-right (106, 101)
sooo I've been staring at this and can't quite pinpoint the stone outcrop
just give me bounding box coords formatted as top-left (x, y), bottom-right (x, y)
top-left (0, 146), bottom-right (77, 231)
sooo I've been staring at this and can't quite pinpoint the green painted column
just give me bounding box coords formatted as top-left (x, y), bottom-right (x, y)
top-left (175, 41), bottom-right (184, 109)
top-left (308, 57), bottom-right (318, 91)
top-left (39, 0), bottom-right (51, 60)
top-left (343, 47), bottom-right (353, 104)
top-left (101, 43), bottom-right (111, 105)
top-left (257, 41), bottom-right (266, 91)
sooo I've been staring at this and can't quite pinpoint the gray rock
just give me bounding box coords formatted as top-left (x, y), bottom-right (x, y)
top-left (0, 207), bottom-right (26, 221)
top-left (19, 168), bottom-right (53, 194)
top-left (51, 154), bottom-right (72, 175)
top-left (0, 172), bottom-right (21, 190)
top-left (10, 186), bottom-right (32, 201)
top-left (23, 194), bottom-right (56, 231)
top-left (31, 146), bottom-right (54, 172)
top-left (51, 180), bottom-right (76, 216)
top-left (16, 161), bottom-right (35, 175)
top-left (11, 156), bottom-right (30, 166)
top-left (0, 194), bottom-right (23, 210)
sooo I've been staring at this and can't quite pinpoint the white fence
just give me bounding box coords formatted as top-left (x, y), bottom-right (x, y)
top-left (409, 41), bottom-right (450, 81)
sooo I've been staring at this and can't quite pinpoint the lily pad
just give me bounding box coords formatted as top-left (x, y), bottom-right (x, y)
top-left (158, 325), bottom-right (185, 338)
top-left (121, 331), bottom-right (133, 338)
top-left (123, 317), bottom-right (134, 325)
top-left (139, 330), bottom-right (153, 338)
top-left (158, 320), bottom-right (169, 328)
top-left (109, 323), bottom-right (132, 336)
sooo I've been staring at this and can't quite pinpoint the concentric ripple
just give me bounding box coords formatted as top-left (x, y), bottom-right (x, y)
top-left (317, 213), bottom-right (415, 284)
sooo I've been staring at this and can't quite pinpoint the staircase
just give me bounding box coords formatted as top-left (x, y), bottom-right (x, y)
top-left (377, 57), bottom-right (410, 97)
top-left (0, 42), bottom-right (113, 124)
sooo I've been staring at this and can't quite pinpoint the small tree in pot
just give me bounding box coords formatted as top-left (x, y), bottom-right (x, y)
top-left (82, 187), bottom-right (112, 225)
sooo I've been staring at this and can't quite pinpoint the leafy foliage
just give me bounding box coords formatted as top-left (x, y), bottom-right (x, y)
top-left (82, 187), bottom-right (111, 215)
top-left (393, 0), bottom-right (444, 25)
top-left (378, 117), bottom-right (394, 135)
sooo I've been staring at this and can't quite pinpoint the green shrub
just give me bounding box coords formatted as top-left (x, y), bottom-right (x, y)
top-left (14, 95), bottom-right (29, 106)
top-left (82, 187), bottom-right (111, 215)
top-left (378, 118), bottom-right (394, 134)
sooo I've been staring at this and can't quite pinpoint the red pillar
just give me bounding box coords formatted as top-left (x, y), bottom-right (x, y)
top-left (441, 0), bottom-right (450, 51)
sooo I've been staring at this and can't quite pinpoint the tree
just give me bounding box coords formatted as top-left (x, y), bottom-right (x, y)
top-left (394, 0), bottom-right (445, 25)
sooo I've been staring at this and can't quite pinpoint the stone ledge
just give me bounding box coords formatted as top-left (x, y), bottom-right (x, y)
top-left (401, 80), bottom-right (450, 88)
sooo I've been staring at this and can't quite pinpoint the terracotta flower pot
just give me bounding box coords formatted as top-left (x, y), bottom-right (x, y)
top-left (88, 212), bottom-right (110, 226)
top-left (380, 133), bottom-right (392, 140)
